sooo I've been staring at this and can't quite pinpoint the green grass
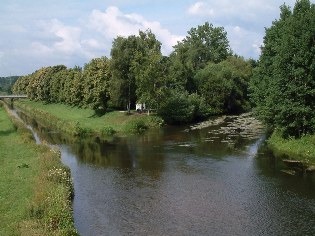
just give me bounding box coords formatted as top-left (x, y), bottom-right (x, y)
top-left (15, 100), bottom-right (164, 137)
top-left (0, 105), bottom-right (40, 235)
top-left (268, 129), bottom-right (315, 166)
top-left (0, 103), bottom-right (77, 235)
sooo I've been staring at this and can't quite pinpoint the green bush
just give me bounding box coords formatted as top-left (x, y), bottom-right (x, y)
top-left (158, 90), bottom-right (212, 124)
top-left (125, 119), bottom-right (148, 133)
top-left (73, 122), bottom-right (92, 137)
top-left (147, 115), bottom-right (164, 127)
top-left (188, 93), bottom-right (213, 120)
top-left (101, 126), bottom-right (116, 136)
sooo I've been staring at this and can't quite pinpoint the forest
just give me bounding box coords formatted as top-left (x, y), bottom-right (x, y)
top-left (250, 0), bottom-right (315, 138)
top-left (0, 76), bottom-right (19, 94)
top-left (13, 0), bottom-right (315, 138)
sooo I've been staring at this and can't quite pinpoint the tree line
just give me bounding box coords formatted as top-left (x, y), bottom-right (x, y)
top-left (13, 0), bottom-right (315, 137)
top-left (250, 0), bottom-right (315, 138)
top-left (13, 22), bottom-right (254, 124)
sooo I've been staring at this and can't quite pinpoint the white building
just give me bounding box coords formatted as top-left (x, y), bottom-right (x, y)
top-left (136, 103), bottom-right (146, 111)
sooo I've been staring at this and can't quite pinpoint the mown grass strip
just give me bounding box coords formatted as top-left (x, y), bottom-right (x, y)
top-left (15, 100), bottom-right (164, 137)
top-left (0, 105), bottom-right (38, 235)
top-left (0, 102), bottom-right (78, 235)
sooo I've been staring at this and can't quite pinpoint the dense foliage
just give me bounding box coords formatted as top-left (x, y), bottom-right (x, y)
top-left (109, 30), bottom-right (166, 113)
top-left (0, 76), bottom-right (19, 94)
top-left (13, 58), bottom-right (110, 114)
top-left (250, 0), bottom-right (315, 137)
top-left (195, 56), bottom-right (252, 114)
top-left (169, 22), bottom-right (232, 93)
top-left (13, 22), bottom-right (254, 123)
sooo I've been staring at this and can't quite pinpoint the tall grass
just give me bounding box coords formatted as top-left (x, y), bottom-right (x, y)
top-left (0, 102), bottom-right (78, 235)
top-left (268, 129), bottom-right (315, 166)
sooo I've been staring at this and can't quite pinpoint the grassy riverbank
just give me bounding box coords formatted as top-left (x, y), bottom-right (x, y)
top-left (268, 130), bottom-right (315, 166)
top-left (15, 100), bottom-right (164, 137)
top-left (0, 102), bottom-right (77, 235)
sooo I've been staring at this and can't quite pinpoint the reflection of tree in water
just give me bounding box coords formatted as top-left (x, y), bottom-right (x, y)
top-left (72, 139), bottom-right (132, 168)
top-left (69, 136), bottom-right (166, 179)
top-left (18, 110), bottom-right (166, 178)
top-left (254, 142), bottom-right (315, 198)
top-left (18, 110), bottom-right (269, 180)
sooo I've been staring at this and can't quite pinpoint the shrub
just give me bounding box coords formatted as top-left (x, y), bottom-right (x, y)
top-left (101, 126), bottom-right (116, 136)
top-left (158, 90), bottom-right (208, 124)
top-left (73, 122), bottom-right (92, 137)
top-left (188, 93), bottom-right (213, 120)
top-left (125, 119), bottom-right (148, 133)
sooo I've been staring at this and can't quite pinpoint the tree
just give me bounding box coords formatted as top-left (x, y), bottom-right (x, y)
top-left (169, 22), bottom-right (232, 93)
top-left (157, 90), bottom-right (195, 124)
top-left (109, 35), bottom-right (139, 111)
top-left (49, 66), bottom-right (68, 103)
top-left (195, 56), bottom-right (252, 114)
top-left (109, 30), bottom-right (167, 113)
top-left (132, 30), bottom-right (166, 111)
top-left (82, 57), bottom-right (110, 114)
top-left (157, 89), bottom-right (211, 124)
top-left (250, 0), bottom-right (315, 137)
top-left (0, 76), bottom-right (19, 95)
top-left (37, 65), bottom-right (67, 102)
top-left (67, 68), bottom-right (84, 106)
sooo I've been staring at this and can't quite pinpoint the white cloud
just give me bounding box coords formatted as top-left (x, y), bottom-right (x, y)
top-left (27, 6), bottom-right (183, 64)
top-left (188, 0), bottom-right (276, 21)
top-left (188, 2), bottom-right (204, 15)
top-left (31, 42), bottom-right (54, 55)
top-left (81, 39), bottom-right (103, 49)
top-left (188, 2), bottom-right (214, 16)
top-left (187, 0), bottom-right (289, 58)
top-left (87, 6), bottom-right (184, 54)
top-left (226, 25), bottom-right (262, 58)
top-left (38, 19), bottom-right (82, 54)
top-left (0, 0), bottom-right (303, 76)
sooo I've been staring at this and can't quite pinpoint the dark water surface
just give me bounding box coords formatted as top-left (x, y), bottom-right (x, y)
top-left (17, 112), bottom-right (315, 236)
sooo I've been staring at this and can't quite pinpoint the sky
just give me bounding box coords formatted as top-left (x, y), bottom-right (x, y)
top-left (0, 0), bottom-right (303, 76)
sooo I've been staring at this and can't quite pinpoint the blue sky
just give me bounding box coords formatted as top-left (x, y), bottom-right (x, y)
top-left (0, 0), bottom-right (302, 76)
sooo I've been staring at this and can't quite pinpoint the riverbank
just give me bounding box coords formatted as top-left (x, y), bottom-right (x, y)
top-left (268, 129), bottom-right (315, 168)
top-left (15, 100), bottom-right (164, 137)
top-left (0, 102), bottom-right (77, 235)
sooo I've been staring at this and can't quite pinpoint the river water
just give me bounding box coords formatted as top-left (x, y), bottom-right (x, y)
top-left (17, 111), bottom-right (315, 235)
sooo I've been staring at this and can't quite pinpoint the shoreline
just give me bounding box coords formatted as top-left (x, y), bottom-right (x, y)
top-left (14, 100), bottom-right (164, 138)
top-left (267, 129), bottom-right (315, 173)
top-left (0, 101), bottom-right (78, 235)
top-left (13, 99), bottom-right (315, 174)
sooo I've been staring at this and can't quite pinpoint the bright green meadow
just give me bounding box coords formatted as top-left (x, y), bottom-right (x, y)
top-left (0, 102), bottom-right (77, 235)
top-left (15, 100), bottom-right (164, 136)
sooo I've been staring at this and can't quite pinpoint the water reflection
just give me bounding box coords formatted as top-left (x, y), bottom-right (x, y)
top-left (18, 111), bottom-right (264, 170)
top-left (254, 143), bottom-right (315, 198)
top-left (17, 111), bottom-right (166, 175)
top-left (16, 110), bottom-right (315, 236)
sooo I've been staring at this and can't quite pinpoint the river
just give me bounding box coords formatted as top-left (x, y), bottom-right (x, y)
top-left (16, 111), bottom-right (315, 235)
